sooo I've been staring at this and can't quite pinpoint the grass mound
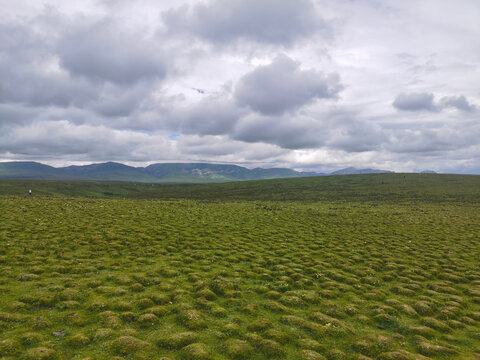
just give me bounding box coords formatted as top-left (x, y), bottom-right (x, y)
top-left (110, 336), bottom-right (152, 355)
top-left (180, 342), bottom-right (212, 360)
top-left (23, 347), bottom-right (56, 360)
top-left (224, 339), bottom-right (253, 359)
top-left (158, 332), bottom-right (199, 349)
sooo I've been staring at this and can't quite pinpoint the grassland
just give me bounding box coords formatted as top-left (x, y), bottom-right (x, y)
top-left (0, 174), bottom-right (479, 359)
top-left (2, 173), bottom-right (480, 204)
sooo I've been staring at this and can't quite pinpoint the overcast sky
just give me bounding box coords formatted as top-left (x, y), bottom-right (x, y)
top-left (1, 0), bottom-right (479, 173)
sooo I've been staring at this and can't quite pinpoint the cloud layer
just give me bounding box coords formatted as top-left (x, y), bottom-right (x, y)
top-left (1, 0), bottom-right (479, 173)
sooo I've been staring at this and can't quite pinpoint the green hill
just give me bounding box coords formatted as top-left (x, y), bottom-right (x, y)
top-left (61, 162), bottom-right (158, 182)
top-left (0, 161), bottom-right (66, 179)
top-left (0, 161), bottom-right (397, 183)
top-left (144, 163), bottom-right (305, 182)
top-left (0, 161), bottom-right (315, 183)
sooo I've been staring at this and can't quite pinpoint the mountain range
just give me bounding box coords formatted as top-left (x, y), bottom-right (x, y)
top-left (0, 161), bottom-right (393, 183)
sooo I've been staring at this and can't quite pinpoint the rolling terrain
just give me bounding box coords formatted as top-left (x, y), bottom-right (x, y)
top-left (0, 162), bottom-right (312, 182)
top-left (0, 173), bottom-right (479, 204)
top-left (0, 174), bottom-right (479, 359)
top-left (0, 161), bottom-right (392, 183)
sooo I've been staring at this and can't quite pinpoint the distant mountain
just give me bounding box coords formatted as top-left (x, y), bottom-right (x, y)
top-left (0, 161), bottom-right (393, 183)
top-left (0, 161), bottom-right (65, 180)
top-left (144, 163), bottom-right (255, 182)
top-left (0, 161), bottom-right (320, 183)
top-left (61, 162), bottom-right (158, 182)
top-left (330, 167), bottom-right (393, 175)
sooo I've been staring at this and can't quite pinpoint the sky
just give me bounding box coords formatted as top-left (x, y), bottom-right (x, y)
top-left (1, 0), bottom-right (479, 173)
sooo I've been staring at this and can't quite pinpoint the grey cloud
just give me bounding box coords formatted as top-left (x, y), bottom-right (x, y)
top-left (0, 22), bottom-right (44, 62)
top-left (57, 19), bottom-right (166, 84)
top-left (174, 135), bottom-right (287, 162)
top-left (231, 109), bottom-right (386, 152)
top-left (234, 55), bottom-right (343, 115)
top-left (440, 95), bottom-right (476, 112)
top-left (90, 83), bottom-right (151, 118)
top-left (177, 97), bottom-right (246, 136)
top-left (179, 135), bottom-right (248, 156)
top-left (0, 121), bottom-right (110, 156)
top-left (0, 21), bottom-right (97, 108)
top-left (92, 96), bottom-right (140, 118)
top-left (0, 104), bottom-right (38, 126)
top-left (393, 92), bottom-right (477, 113)
top-left (0, 120), bottom-right (172, 162)
top-left (231, 145), bottom-right (287, 162)
top-left (232, 114), bottom-right (325, 149)
top-left (326, 114), bottom-right (386, 153)
top-left (162, 0), bottom-right (326, 46)
top-left (106, 94), bottom-right (245, 134)
top-left (0, 70), bottom-right (96, 108)
top-left (0, 12), bottom-right (166, 121)
top-left (387, 128), bottom-right (467, 154)
top-left (393, 92), bottom-right (437, 111)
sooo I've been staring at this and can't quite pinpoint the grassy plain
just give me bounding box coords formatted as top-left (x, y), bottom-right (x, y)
top-left (0, 174), bottom-right (479, 359)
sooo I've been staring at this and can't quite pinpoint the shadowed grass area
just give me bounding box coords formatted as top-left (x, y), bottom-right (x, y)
top-left (1, 173), bottom-right (480, 204)
top-left (0, 175), bottom-right (479, 359)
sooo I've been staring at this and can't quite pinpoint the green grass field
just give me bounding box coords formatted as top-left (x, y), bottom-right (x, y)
top-left (1, 174), bottom-right (479, 359)
top-left (2, 173), bottom-right (480, 203)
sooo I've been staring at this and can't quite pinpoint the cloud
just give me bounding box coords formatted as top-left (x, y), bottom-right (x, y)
top-left (0, 104), bottom-right (40, 126)
top-left (177, 97), bottom-right (246, 136)
top-left (387, 128), bottom-right (463, 154)
top-left (57, 19), bottom-right (166, 84)
top-left (0, 20), bottom-right (96, 108)
top-left (162, 0), bottom-right (326, 46)
top-left (326, 114), bottom-right (386, 153)
top-left (232, 114), bottom-right (326, 149)
top-left (234, 55), bottom-right (343, 115)
top-left (0, 120), bottom-right (174, 162)
top-left (0, 12), bottom-right (167, 118)
top-left (89, 83), bottom-right (152, 117)
top-left (393, 92), bottom-right (437, 111)
top-left (440, 95), bottom-right (476, 112)
top-left (393, 92), bottom-right (477, 113)
top-left (1, 1), bottom-right (480, 174)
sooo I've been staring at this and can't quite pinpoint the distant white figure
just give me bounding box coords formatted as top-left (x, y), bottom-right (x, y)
top-left (29, 189), bottom-right (32, 195)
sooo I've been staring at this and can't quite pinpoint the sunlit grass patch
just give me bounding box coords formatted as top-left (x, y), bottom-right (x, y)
top-left (23, 347), bottom-right (57, 360)
top-left (0, 338), bottom-right (21, 357)
top-left (177, 309), bottom-right (207, 330)
top-left (224, 338), bottom-right (253, 359)
top-left (157, 331), bottom-right (199, 349)
top-left (93, 328), bottom-right (115, 341)
top-left (65, 333), bottom-right (90, 346)
top-left (300, 349), bottom-right (327, 360)
top-left (180, 342), bottom-right (212, 360)
top-left (110, 335), bottom-right (152, 356)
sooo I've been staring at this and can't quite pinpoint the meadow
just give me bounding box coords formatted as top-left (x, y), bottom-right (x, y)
top-left (0, 174), bottom-right (479, 359)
